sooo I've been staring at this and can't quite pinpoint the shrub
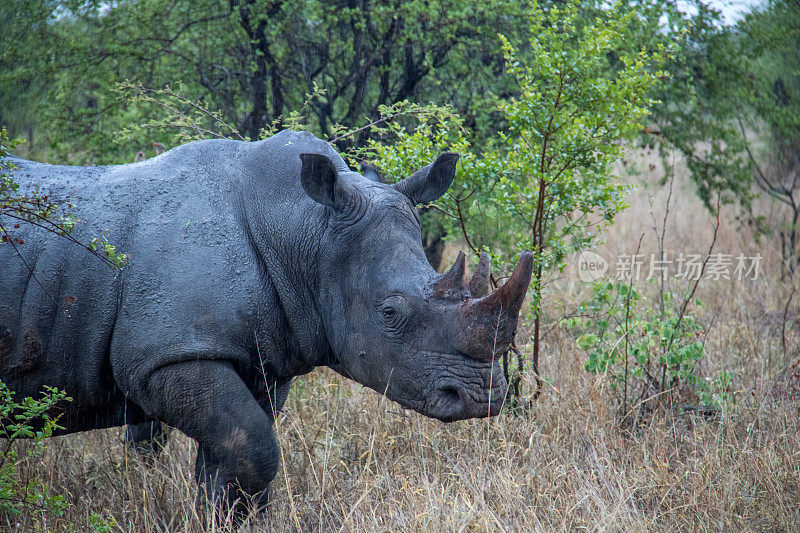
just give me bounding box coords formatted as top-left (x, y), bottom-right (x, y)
top-left (0, 381), bottom-right (70, 519)
top-left (574, 280), bottom-right (732, 419)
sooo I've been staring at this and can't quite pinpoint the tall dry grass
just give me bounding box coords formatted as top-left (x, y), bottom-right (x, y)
top-left (3, 149), bottom-right (799, 532)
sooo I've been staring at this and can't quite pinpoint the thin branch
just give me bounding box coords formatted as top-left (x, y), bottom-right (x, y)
top-left (736, 113), bottom-right (793, 205)
top-left (129, 84), bottom-right (245, 141)
top-left (2, 211), bottom-right (117, 268)
top-left (623, 233), bottom-right (645, 411)
top-left (454, 197), bottom-right (478, 254)
top-left (781, 288), bottom-right (795, 367)
top-left (663, 194), bottom-right (722, 359)
top-left (328, 108), bottom-right (433, 144)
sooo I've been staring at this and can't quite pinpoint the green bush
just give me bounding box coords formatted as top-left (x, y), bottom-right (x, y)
top-left (0, 381), bottom-right (70, 518)
top-left (574, 280), bottom-right (731, 418)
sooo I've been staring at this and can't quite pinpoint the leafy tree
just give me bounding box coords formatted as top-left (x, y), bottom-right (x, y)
top-left (734, 0), bottom-right (800, 275)
top-left (0, 0), bottom-right (530, 164)
top-left (576, 277), bottom-right (734, 418)
top-left (0, 381), bottom-right (116, 530)
top-left (579, 282), bottom-right (706, 411)
top-left (647, 0), bottom-right (800, 275)
top-left (362, 0), bottom-right (670, 400)
top-left (1, 0), bottom-right (535, 271)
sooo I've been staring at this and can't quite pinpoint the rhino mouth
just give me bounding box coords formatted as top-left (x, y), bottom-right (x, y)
top-left (420, 358), bottom-right (508, 422)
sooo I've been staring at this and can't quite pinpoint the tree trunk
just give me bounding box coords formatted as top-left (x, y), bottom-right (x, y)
top-left (232, 0), bottom-right (283, 140)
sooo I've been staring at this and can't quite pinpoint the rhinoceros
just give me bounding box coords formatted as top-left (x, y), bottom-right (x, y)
top-left (0, 130), bottom-right (532, 508)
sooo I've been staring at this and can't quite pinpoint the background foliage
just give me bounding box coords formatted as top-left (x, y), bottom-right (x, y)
top-left (1, 0), bottom-right (799, 528)
top-left (2, 0), bottom-right (797, 403)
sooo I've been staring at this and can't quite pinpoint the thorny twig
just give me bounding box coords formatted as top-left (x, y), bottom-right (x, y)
top-left (328, 108), bottom-right (437, 145)
top-left (129, 84), bottom-right (246, 141)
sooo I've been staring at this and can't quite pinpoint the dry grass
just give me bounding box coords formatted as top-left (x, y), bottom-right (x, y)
top-left (4, 149), bottom-right (800, 532)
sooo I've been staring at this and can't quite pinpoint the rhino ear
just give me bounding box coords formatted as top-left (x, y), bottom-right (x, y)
top-left (300, 153), bottom-right (356, 209)
top-left (393, 152), bottom-right (459, 204)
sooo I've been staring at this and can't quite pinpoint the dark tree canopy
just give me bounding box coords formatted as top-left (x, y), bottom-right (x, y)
top-left (0, 0), bottom-right (529, 163)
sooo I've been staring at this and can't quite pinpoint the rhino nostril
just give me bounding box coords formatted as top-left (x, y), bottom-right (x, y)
top-left (437, 384), bottom-right (463, 406)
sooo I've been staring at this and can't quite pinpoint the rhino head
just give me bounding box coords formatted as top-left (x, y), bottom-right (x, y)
top-left (300, 152), bottom-right (532, 422)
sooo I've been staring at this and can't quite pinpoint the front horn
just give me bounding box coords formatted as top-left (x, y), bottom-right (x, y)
top-left (454, 251), bottom-right (534, 360)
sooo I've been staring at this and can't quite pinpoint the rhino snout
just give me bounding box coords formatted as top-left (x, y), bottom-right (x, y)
top-left (424, 364), bottom-right (508, 422)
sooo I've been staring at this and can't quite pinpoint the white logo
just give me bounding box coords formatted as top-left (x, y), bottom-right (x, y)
top-left (578, 251), bottom-right (608, 282)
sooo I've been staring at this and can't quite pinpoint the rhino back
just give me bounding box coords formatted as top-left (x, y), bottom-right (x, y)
top-left (1, 131), bottom-right (339, 430)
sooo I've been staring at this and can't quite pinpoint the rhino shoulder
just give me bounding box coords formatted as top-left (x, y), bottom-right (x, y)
top-left (260, 129), bottom-right (347, 171)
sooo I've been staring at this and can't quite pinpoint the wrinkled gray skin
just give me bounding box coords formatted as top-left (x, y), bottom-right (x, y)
top-left (0, 130), bottom-right (531, 509)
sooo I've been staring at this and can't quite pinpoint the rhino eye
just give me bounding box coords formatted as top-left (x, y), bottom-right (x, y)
top-left (379, 295), bottom-right (409, 329)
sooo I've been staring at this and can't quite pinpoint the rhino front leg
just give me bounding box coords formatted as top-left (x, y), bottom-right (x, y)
top-left (138, 360), bottom-right (279, 513)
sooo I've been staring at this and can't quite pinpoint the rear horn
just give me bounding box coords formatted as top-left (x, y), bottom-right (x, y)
top-left (468, 252), bottom-right (490, 298)
top-left (433, 251), bottom-right (467, 299)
